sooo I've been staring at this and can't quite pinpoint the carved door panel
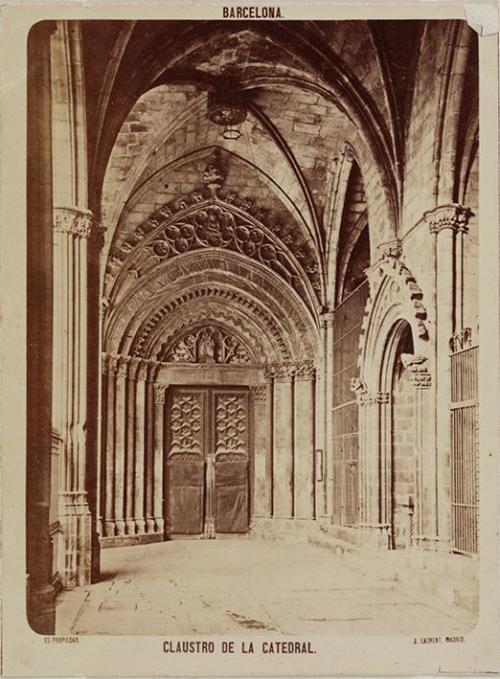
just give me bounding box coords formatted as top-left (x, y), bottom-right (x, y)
top-left (166, 387), bottom-right (250, 536)
top-left (166, 389), bottom-right (206, 534)
top-left (212, 390), bottom-right (250, 534)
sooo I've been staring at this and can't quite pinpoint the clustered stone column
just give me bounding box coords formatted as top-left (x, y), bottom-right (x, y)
top-left (424, 204), bottom-right (471, 547)
top-left (52, 206), bottom-right (93, 588)
top-left (100, 354), bottom-right (165, 541)
top-left (266, 361), bottom-right (317, 521)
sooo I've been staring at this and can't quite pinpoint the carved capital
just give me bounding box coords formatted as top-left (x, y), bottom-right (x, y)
top-left (250, 385), bottom-right (266, 403)
top-left (116, 357), bottom-right (129, 378)
top-left (320, 311), bottom-right (334, 329)
top-left (136, 361), bottom-right (149, 381)
top-left (424, 204), bottom-right (472, 235)
top-left (378, 238), bottom-right (402, 260)
top-left (273, 363), bottom-right (296, 381)
top-left (449, 327), bottom-right (473, 353)
top-left (53, 206), bottom-right (93, 239)
top-left (401, 353), bottom-right (432, 388)
top-left (294, 359), bottom-right (316, 379)
top-left (154, 384), bottom-right (166, 405)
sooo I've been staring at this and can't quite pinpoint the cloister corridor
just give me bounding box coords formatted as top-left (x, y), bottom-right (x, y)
top-left (56, 539), bottom-right (475, 637)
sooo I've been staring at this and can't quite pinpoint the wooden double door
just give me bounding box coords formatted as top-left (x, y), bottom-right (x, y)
top-left (166, 386), bottom-right (251, 537)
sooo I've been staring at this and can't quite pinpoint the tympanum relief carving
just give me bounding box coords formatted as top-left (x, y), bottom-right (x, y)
top-left (158, 325), bottom-right (254, 365)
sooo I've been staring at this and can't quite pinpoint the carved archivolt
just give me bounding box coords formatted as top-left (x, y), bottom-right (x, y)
top-left (157, 325), bottom-right (255, 365)
top-left (129, 288), bottom-right (292, 361)
top-left (358, 251), bottom-right (428, 374)
top-left (106, 199), bottom-right (320, 303)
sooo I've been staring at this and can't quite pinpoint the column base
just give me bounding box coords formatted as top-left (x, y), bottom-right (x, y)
top-left (356, 523), bottom-right (391, 550)
top-left (26, 576), bottom-right (56, 634)
top-left (58, 492), bottom-right (92, 589)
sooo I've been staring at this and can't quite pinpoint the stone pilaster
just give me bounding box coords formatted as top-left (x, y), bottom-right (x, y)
top-left (424, 204), bottom-right (471, 548)
top-left (53, 206), bottom-right (93, 588)
top-left (293, 361), bottom-right (316, 519)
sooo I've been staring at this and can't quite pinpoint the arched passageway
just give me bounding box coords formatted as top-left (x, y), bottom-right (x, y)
top-left (25, 18), bottom-right (480, 635)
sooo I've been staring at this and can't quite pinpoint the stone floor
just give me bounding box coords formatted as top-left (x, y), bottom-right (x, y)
top-left (56, 539), bottom-right (474, 636)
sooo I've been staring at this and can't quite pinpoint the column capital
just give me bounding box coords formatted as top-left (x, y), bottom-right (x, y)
top-left (53, 206), bottom-right (93, 238)
top-left (266, 362), bottom-right (296, 381)
top-left (320, 310), bottom-right (334, 329)
top-left (449, 327), bottom-right (473, 352)
top-left (401, 353), bottom-right (432, 388)
top-left (116, 356), bottom-right (130, 378)
top-left (377, 238), bottom-right (402, 260)
top-left (249, 385), bottom-right (266, 402)
top-left (294, 359), bottom-right (316, 380)
top-left (424, 204), bottom-right (472, 235)
top-left (153, 384), bottom-right (166, 405)
top-left (102, 353), bottom-right (118, 376)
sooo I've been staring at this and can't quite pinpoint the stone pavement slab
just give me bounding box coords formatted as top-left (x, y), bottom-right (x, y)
top-left (57, 539), bottom-right (475, 636)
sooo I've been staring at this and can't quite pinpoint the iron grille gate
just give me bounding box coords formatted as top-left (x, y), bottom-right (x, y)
top-left (450, 340), bottom-right (478, 555)
top-left (332, 280), bottom-right (369, 526)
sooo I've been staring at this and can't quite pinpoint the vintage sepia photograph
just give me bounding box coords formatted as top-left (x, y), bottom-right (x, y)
top-left (1, 3), bottom-right (497, 675)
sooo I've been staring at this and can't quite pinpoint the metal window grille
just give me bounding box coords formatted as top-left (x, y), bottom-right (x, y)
top-left (450, 339), bottom-right (479, 555)
top-left (332, 280), bottom-right (369, 526)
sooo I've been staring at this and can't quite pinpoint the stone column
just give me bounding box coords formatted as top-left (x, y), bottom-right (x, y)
top-left (144, 364), bottom-right (156, 534)
top-left (53, 206), bottom-right (93, 588)
top-left (114, 357), bottom-right (128, 537)
top-left (125, 358), bottom-right (139, 535)
top-left (102, 354), bottom-right (117, 537)
top-left (294, 361), bottom-right (316, 519)
top-left (153, 384), bottom-right (166, 536)
top-left (424, 204), bottom-right (471, 547)
top-left (250, 385), bottom-right (269, 518)
top-left (321, 312), bottom-right (334, 518)
top-left (272, 364), bottom-right (295, 518)
top-left (134, 362), bottom-right (148, 534)
top-left (27, 20), bottom-right (57, 632)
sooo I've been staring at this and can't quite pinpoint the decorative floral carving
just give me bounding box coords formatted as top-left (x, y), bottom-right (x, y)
top-left (424, 204), bottom-right (472, 234)
top-left (54, 206), bottom-right (93, 239)
top-left (105, 189), bottom-right (321, 299)
top-left (153, 384), bottom-right (166, 405)
top-left (294, 359), bottom-right (316, 379)
top-left (214, 394), bottom-right (248, 457)
top-left (168, 393), bottom-right (203, 455)
top-left (249, 385), bottom-right (267, 402)
top-left (158, 325), bottom-right (253, 365)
